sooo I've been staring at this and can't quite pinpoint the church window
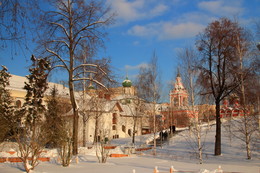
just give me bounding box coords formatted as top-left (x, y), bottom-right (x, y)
top-left (112, 113), bottom-right (117, 124)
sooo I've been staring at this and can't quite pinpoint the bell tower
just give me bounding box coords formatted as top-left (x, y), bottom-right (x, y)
top-left (170, 71), bottom-right (189, 108)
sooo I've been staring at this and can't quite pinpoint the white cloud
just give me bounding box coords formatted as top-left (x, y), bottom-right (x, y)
top-left (150, 4), bottom-right (168, 17)
top-left (127, 21), bottom-right (205, 40)
top-left (198, 0), bottom-right (244, 16)
top-left (127, 24), bottom-right (159, 37)
top-left (107, 0), bottom-right (169, 24)
top-left (177, 12), bottom-right (216, 24)
top-left (125, 63), bottom-right (149, 71)
top-left (126, 0), bottom-right (244, 41)
top-left (161, 22), bottom-right (205, 40)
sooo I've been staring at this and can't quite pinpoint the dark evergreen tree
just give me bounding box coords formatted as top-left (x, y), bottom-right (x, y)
top-left (44, 85), bottom-right (73, 167)
top-left (0, 65), bottom-right (16, 141)
top-left (45, 86), bottom-right (71, 148)
top-left (15, 55), bottom-right (51, 173)
top-left (45, 86), bottom-right (61, 148)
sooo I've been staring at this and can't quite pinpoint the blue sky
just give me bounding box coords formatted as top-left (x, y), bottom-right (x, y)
top-left (1, 0), bottom-right (260, 100)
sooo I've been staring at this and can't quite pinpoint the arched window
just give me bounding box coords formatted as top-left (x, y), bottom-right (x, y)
top-left (122, 125), bottom-right (126, 132)
top-left (16, 100), bottom-right (22, 108)
top-left (174, 98), bottom-right (178, 106)
top-left (128, 129), bottom-right (132, 136)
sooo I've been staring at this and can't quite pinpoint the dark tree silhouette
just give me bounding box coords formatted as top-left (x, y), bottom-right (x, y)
top-left (196, 18), bottom-right (247, 156)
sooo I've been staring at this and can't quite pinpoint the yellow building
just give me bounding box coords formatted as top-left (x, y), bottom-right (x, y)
top-left (7, 74), bottom-right (74, 107)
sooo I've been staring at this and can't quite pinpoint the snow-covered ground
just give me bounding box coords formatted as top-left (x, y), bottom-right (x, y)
top-left (0, 120), bottom-right (259, 173)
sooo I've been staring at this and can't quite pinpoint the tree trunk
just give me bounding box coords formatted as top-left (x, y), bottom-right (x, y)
top-left (66, 0), bottom-right (78, 156)
top-left (72, 104), bottom-right (79, 155)
top-left (83, 116), bottom-right (86, 147)
top-left (69, 78), bottom-right (78, 155)
top-left (132, 117), bottom-right (136, 144)
top-left (246, 136), bottom-right (251, 159)
top-left (153, 102), bottom-right (156, 155)
top-left (93, 115), bottom-right (99, 144)
top-left (196, 121), bottom-right (203, 164)
top-left (215, 100), bottom-right (221, 156)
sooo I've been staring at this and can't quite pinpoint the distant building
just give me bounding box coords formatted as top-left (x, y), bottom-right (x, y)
top-left (170, 72), bottom-right (189, 108)
top-left (87, 76), bottom-right (137, 100)
top-left (7, 74), bottom-right (75, 107)
top-left (160, 72), bottom-right (196, 128)
top-left (64, 76), bottom-right (148, 145)
top-left (220, 97), bottom-right (245, 118)
top-left (7, 74), bottom-right (147, 145)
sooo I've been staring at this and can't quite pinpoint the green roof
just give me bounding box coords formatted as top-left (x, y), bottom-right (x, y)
top-left (122, 77), bottom-right (132, 87)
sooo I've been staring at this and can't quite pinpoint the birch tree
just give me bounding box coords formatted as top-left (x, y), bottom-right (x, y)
top-left (136, 51), bottom-right (161, 155)
top-left (226, 26), bottom-right (260, 160)
top-left (178, 47), bottom-right (199, 108)
top-left (178, 47), bottom-right (207, 163)
top-left (38, 0), bottom-right (114, 155)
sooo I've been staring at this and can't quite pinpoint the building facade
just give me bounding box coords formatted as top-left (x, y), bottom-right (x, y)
top-left (161, 72), bottom-right (196, 128)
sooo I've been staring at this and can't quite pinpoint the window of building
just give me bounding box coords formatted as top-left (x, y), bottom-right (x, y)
top-left (174, 98), bottom-right (178, 106)
top-left (128, 129), bottom-right (132, 136)
top-left (112, 113), bottom-right (117, 124)
top-left (112, 125), bottom-right (116, 130)
top-left (16, 100), bottom-right (22, 108)
top-left (113, 135), bottom-right (119, 139)
top-left (122, 125), bottom-right (126, 132)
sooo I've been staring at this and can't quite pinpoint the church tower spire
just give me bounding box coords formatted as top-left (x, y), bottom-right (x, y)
top-left (170, 72), bottom-right (188, 108)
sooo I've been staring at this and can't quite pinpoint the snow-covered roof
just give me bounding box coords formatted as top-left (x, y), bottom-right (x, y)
top-left (7, 74), bottom-right (89, 99)
top-left (7, 74), bottom-right (27, 91)
top-left (120, 104), bottom-right (134, 116)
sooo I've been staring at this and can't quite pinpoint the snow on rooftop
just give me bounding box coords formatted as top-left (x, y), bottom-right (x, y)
top-left (7, 74), bottom-right (89, 99)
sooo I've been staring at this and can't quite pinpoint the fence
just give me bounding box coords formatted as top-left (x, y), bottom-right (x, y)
top-left (132, 166), bottom-right (224, 173)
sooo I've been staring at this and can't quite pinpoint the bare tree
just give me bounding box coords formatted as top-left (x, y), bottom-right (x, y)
top-left (75, 49), bottom-right (113, 147)
top-left (183, 120), bottom-right (212, 164)
top-left (136, 51), bottom-right (161, 155)
top-left (196, 18), bottom-right (246, 156)
top-left (178, 46), bottom-right (199, 107)
top-left (95, 129), bottom-right (110, 163)
top-left (38, 0), bottom-right (115, 155)
top-left (223, 106), bottom-right (259, 160)
top-left (91, 96), bottom-right (107, 144)
top-left (79, 96), bottom-right (91, 147)
top-left (226, 24), bottom-right (260, 159)
top-left (0, 0), bottom-right (41, 59)
top-left (178, 46), bottom-right (208, 163)
top-left (123, 97), bottom-right (143, 145)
